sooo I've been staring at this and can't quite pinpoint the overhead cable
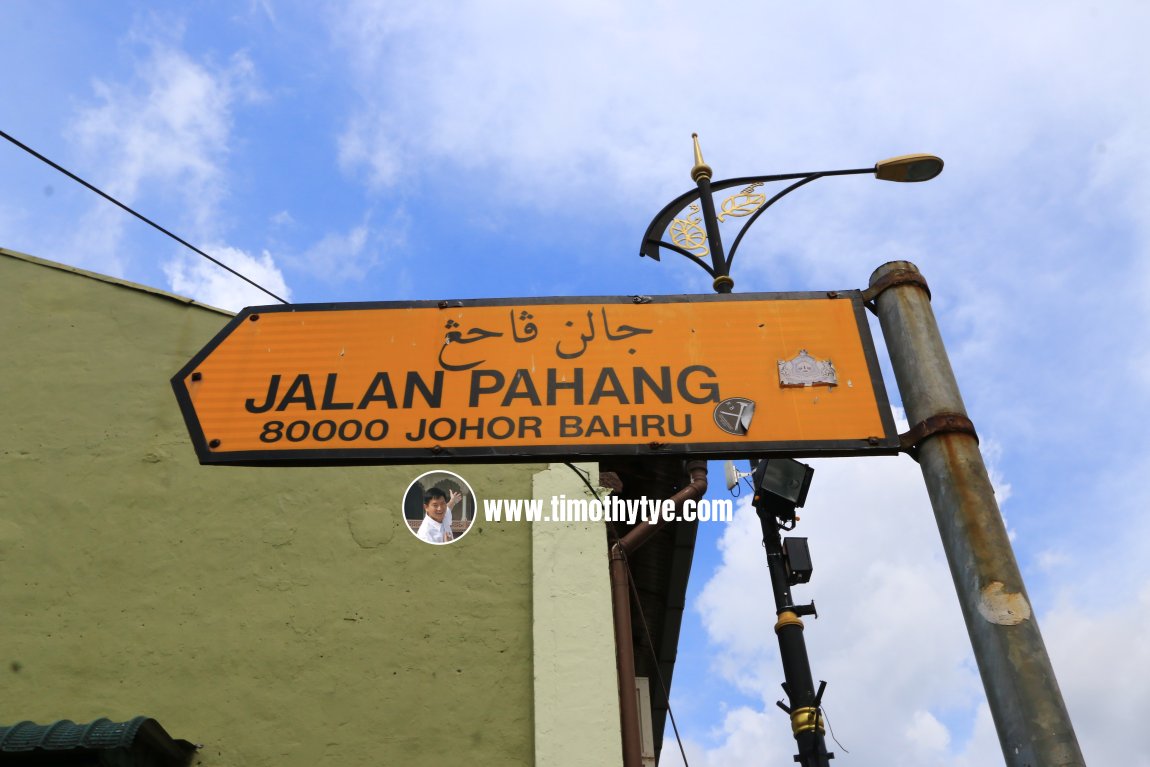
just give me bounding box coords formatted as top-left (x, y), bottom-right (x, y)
top-left (0, 129), bottom-right (289, 305)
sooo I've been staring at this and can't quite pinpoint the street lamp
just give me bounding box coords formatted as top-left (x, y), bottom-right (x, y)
top-left (639, 138), bottom-right (1084, 767)
top-left (640, 135), bottom-right (943, 293)
top-left (638, 138), bottom-right (943, 766)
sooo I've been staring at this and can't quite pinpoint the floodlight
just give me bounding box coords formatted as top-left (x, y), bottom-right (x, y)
top-left (752, 458), bottom-right (814, 520)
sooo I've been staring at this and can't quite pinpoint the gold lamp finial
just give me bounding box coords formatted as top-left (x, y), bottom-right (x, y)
top-left (691, 133), bottom-right (712, 182)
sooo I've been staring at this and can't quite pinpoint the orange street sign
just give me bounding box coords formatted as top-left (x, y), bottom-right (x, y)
top-left (172, 292), bottom-right (898, 465)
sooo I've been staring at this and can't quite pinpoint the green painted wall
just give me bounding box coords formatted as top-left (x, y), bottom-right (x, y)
top-left (0, 250), bottom-right (540, 765)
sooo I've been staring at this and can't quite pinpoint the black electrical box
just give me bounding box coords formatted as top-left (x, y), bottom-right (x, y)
top-left (783, 537), bottom-right (813, 585)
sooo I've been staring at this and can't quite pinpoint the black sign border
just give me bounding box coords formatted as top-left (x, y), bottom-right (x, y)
top-left (172, 291), bottom-right (899, 466)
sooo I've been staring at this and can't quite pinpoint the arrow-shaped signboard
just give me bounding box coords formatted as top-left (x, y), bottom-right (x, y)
top-left (172, 292), bottom-right (898, 465)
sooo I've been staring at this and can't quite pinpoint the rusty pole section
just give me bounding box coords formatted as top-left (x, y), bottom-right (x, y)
top-left (610, 460), bottom-right (708, 767)
top-left (868, 261), bottom-right (1084, 767)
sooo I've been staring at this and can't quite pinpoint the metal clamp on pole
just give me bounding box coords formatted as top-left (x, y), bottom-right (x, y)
top-left (861, 266), bottom-right (931, 313)
top-left (899, 412), bottom-right (978, 462)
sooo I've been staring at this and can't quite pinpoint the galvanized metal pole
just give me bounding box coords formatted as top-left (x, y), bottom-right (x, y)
top-left (868, 261), bottom-right (1084, 767)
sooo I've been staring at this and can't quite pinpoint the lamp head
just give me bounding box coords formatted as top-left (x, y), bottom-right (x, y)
top-left (751, 458), bottom-right (814, 520)
top-left (875, 154), bottom-right (944, 183)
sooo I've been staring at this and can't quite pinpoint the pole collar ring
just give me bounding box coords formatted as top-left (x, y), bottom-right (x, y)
top-left (863, 267), bottom-right (932, 311)
top-left (790, 707), bottom-right (825, 736)
top-left (899, 412), bottom-right (978, 461)
top-left (774, 610), bottom-right (804, 633)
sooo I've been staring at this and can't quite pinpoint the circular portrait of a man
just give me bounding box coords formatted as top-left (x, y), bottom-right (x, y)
top-left (402, 470), bottom-right (477, 545)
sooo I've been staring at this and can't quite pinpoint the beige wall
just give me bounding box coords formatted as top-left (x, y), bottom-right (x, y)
top-left (0, 250), bottom-right (543, 765)
top-left (532, 463), bottom-right (623, 767)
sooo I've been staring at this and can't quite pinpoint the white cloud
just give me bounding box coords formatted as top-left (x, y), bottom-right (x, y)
top-left (682, 414), bottom-right (1148, 765)
top-left (1035, 549), bottom-right (1071, 573)
top-left (905, 709), bottom-right (950, 753)
top-left (270, 210), bottom-right (295, 228)
top-left (681, 404), bottom-right (1079, 767)
top-left (692, 451), bottom-right (985, 765)
top-left (71, 41), bottom-right (252, 217)
top-left (165, 244), bottom-right (290, 311)
top-left (1043, 584), bottom-right (1150, 765)
top-left (299, 224), bottom-right (371, 282)
top-left (337, 113), bottom-right (402, 191)
top-left (65, 26), bottom-right (285, 303)
top-left (328, 2), bottom-right (1150, 211)
top-left (979, 439), bottom-right (1013, 508)
top-left (322, 0), bottom-right (1150, 332)
top-left (249, 0), bottom-right (277, 25)
top-left (330, 2), bottom-right (716, 200)
top-left (282, 211), bottom-right (408, 286)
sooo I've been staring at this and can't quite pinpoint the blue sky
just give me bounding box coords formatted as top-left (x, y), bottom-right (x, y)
top-left (3, 2), bottom-right (1148, 764)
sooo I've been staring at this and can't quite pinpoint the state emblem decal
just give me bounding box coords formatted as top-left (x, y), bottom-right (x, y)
top-left (778, 349), bottom-right (837, 388)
